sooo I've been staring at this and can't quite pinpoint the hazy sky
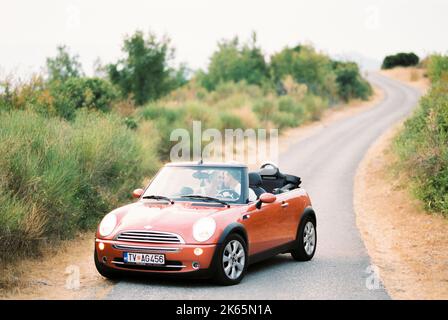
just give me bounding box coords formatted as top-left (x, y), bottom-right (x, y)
top-left (1, 0), bottom-right (447, 77)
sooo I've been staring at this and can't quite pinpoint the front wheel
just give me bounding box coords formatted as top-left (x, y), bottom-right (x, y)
top-left (291, 215), bottom-right (317, 261)
top-left (213, 234), bottom-right (248, 285)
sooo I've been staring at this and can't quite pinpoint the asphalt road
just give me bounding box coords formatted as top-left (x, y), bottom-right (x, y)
top-left (106, 73), bottom-right (421, 300)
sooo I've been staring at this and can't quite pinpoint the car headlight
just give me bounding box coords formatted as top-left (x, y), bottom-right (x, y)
top-left (193, 217), bottom-right (216, 242)
top-left (99, 213), bottom-right (117, 237)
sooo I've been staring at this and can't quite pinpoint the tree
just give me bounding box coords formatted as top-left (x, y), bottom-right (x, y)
top-left (46, 45), bottom-right (84, 82)
top-left (332, 61), bottom-right (372, 101)
top-left (107, 31), bottom-right (174, 105)
top-left (270, 45), bottom-right (337, 100)
top-left (200, 33), bottom-right (270, 90)
top-left (381, 52), bottom-right (419, 69)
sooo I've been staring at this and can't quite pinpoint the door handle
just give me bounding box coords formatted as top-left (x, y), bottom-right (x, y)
top-left (281, 202), bottom-right (289, 208)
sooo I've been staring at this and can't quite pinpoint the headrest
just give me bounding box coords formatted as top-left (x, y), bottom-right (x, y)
top-left (248, 172), bottom-right (263, 187)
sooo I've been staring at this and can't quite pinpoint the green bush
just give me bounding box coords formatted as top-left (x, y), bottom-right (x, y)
top-left (0, 110), bottom-right (158, 262)
top-left (272, 111), bottom-right (299, 129)
top-left (140, 102), bottom-right (184, 123)
top-left (333, 62), bottom-right (372, 101)
top-left (139, 103), bottom-right (193, 160)
top-left (217, 111), bottom-right (245, 130)
top-left (199, 34), bottom-right (270, 91)
top-left (276, 96), bottom-right (307, 128)
top-left (394, 81), bottom-right (448, 215)
top-left (381, 52), bottom-right (419, 69)
top-left (253, 97), bottom-right (278, 124)
top-left (0, 76), bottom-right (56, 116)
top-left (270, 45), bottom-right (338, 101)
top-left (303, 95), bottom-right (327, 121)
top-left (50, 77), bottom-right (118, 120)
top-left (0, 76), bottom-right (118, 120)
top-left (427, 54), bottom-right (448, 83)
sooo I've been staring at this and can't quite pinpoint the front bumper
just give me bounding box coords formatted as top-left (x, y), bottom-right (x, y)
top-left (95, 238), bottom-right (217, 274)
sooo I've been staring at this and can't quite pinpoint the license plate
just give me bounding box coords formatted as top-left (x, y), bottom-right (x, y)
top-left (123, 252), bottom-right (165, 265)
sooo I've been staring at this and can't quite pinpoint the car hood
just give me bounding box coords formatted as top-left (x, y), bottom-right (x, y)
top-left (115, 201), bottom-right (223, 234)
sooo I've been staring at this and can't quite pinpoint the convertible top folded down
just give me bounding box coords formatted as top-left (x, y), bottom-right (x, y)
top-left (250, 163), bottom-right (301, 195)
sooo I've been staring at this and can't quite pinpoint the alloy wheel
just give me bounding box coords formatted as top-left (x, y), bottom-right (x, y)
top-left (222, 240), bottom-right (245, 280)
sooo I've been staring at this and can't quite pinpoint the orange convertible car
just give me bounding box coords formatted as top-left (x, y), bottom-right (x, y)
top-left (94, 162), bottom-right (316, 285)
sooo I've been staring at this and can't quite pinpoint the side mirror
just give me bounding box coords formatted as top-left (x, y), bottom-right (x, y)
top-left (255, 193), bottom-right (276, 209)
top-left (132, 188), bottom-right (144, 199)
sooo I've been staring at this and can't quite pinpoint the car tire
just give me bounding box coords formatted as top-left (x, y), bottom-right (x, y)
top-left (213, 233), bottom-right (248, 286)
top-left (94, 249), bottom-right (121, 280)
top-left (291, 214), bottom-right (317, 261)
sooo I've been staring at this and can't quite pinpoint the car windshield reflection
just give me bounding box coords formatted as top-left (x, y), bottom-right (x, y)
top-left (143, 166), bottom-right (245, 204)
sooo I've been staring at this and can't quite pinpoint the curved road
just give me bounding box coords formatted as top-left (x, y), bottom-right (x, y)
top-left (107, 73), bottom-right (420, 300)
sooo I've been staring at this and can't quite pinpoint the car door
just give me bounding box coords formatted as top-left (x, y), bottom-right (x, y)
top-left (242, 199), bottom-right (284, 255)
top-left (277, 189), bottom-right (311, 242)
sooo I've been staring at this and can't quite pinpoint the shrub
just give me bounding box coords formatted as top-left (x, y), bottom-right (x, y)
top-left (381, 52), bottom-right (419, 69)
top-left (303, 95), bottom-right (327, 121)
top-left (253, 97), bottom-right (278, 124)
top-left (427, 54), bottom-right (448, 83)
top-left (139, 104), bottom-right (179, 160)
top-left (270, 45), bottom-right (338, 101)
top-left (0, 76), bottom-right (118, 120)
top-left (272, 111), bottom-right (299, 129)
top-left (278, 96), bottom-right (306, 125)
top-left (199, 34), bottom-right (271, 91)
top-left (394, 81), bottom-right (448, 215)
top-left (140, 103), bottom-right (184, 124)
top-left (50, 77), bottom-right (118, 120)
top-left (0, 110), bottom-right (158, 263)
top-left (0, 75), bottom-right (57, 116)
top-left (218, 111), bottom-right (245, 130)
top-left (333, 61), bottom-right (372, 101)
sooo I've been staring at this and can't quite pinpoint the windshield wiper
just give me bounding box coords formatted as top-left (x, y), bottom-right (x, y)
top-left (142, 195), bottom-right (174, 204)
top-left (180, 195), bottom-right (229, 207)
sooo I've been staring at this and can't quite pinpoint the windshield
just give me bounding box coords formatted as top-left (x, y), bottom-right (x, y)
top-left (143, 166), bottom-right (246, 204)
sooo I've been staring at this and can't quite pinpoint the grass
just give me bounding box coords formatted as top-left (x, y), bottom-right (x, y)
top-left (0, 109), bottom-right (159, 287)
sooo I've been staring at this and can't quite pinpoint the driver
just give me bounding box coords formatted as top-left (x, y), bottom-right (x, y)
top-left (220, 169), bottom-right (241, 199)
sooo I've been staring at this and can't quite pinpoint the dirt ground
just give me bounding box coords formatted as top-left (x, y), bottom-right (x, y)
top-left (354, 67), bottom-right (448, 299)
top-left (1, 233), bottom-right (113, 300)
top-left (379, 66), bottom-right (430, 94)
top-left (0, 84), bottom-right (383, 300)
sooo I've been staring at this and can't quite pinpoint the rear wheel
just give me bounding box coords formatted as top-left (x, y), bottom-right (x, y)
top-left (94, 249), bottom-right (121, 280)
top-left (213, 234), bottom-right (248, 285)
top-left (291, 215), bottom-right (317, 261)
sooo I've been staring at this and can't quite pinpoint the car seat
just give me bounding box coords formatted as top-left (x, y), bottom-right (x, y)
top-left (248, 172), bottom-right (267, 199)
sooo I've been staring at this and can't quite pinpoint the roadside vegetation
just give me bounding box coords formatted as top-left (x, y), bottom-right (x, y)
top-left (394, 54), bottom-right (448, 216)
top-left (0, 30), bottom-right (371, 286)
top-left (381, 52), bottom-right (420, 69)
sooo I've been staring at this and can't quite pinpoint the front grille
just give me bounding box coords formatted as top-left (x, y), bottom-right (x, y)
top-left (112, 244), bottom-right (180, 253)
top-left (116, 230), bottom-right (184, 244)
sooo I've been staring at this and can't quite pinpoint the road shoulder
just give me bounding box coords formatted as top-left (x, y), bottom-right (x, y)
top-left (0, 233), bottom-right (114, 300)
